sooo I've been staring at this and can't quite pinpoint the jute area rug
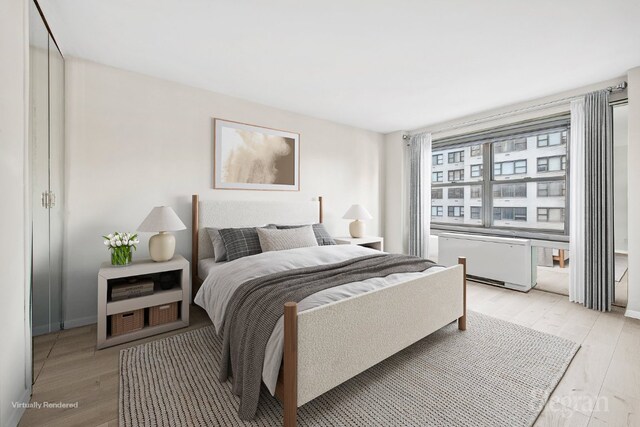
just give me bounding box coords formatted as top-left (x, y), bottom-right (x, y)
top-left (119, 311), bottom-right (579, 426)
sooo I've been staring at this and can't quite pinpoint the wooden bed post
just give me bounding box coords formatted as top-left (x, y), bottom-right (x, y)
top-left (192, 194), bottom-right (199, 301)
top-left (283, 302), bottom-right (298, 427)
top-left (318, 196), bottom-right (323, 224)
top-left (458, 256), bottom-right (467, 331)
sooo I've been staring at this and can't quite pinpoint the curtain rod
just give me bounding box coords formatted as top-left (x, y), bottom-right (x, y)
top-left (402, 81), bottom-right (627, 140)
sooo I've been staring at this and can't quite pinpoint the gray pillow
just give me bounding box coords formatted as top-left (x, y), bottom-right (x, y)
top-left (257, 226), bottom-right (319, 252)
top-left (205, 227), bottom-right (228, 262)
top-left (218, 227), bottom-right (264, 262)
top-left (273, 223), bottom-right (336, 246)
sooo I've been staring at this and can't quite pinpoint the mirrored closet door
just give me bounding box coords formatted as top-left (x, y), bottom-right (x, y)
top-left (30, 0), bottom-right (65, 336)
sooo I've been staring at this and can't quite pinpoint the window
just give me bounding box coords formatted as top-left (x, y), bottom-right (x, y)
top-left (493, 138), bottom-right (527, 154)
top-left (448, 206), bottom-right (464, 217)
top-left (431, 206), bottom-right (443, 217)
top-left (430, 121), bottom-right (569, 236)
top-left (493, 183), bottom-right (527, 198)
top-left (493, 207), bottom-right (527, 221)
top-left (470, 185), bottom-right (482, 199)
top-left (494, 160), bottom-right (527, 176)
top-left (448, 187), bottom-right (464, 199)
top-left (432, 171), bottom-right (443, 182)
top-left (537, 208), bottom-right (564, 222)
top-left (448, 169), bottom-right (464, 182)
top-left (432, 154), bottom-right (443, 166)
top-left (537, 131), bottom-right (567, 147)
top-left (431, 188), bottom-right (443, 199)
top-left (537, 181), bottom-right (565, 197)
top-left (448, 151), bottom-right (464, 164)
top-left (470, 206), bottom-right (482, 219)
top-left (537, 155), bottom-right (566, 172)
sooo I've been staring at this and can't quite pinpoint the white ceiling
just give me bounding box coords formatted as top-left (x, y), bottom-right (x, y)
top-left (40, 0), bottom-right (640, 134)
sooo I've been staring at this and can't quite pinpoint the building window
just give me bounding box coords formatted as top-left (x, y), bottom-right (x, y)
top-left (431, 206), bottom-right (443, 217)
top-left (494, 160), bottom-right (527, 176)
top-left (537, 155), bottom-right (566, 172)
top-left (431, 188), bottom-right (443, 199)
top-left (448, 169), bottom-right (464, 182)
top-left (493, 183), bottom-right (527, 198)
top-left (432, 154), bottom-right (443, 166)
top-left (537, 131), bottom-right (567, 147)
top-left (537, 181), bottom-right (565, 197)
top-left (448, 187), bottom-right (464, 199)
top-left (448, 206), bottom-right (464, 217)
top-left (470, 185), bottom-right (482, 199)
top-left (537, 208), bottom-right (565, 222)
top-left (493, 138), bottom-right (527, 154)
top-left (448, 151), bottom-right (464, 164)
top-left (430, 121), bottom-right (569, 236)
top-left (432, 171), bottom-right (443, 182)
top-left (493, 207), bottom-right (527, 221)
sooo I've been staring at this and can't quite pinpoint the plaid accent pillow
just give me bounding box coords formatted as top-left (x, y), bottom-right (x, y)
top-left (272, 223), bottom-right (336, 246)
top-left (218, 227), bottom-right (265, 261)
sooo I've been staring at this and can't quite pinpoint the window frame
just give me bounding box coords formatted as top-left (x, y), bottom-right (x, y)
top-left (448, 150), bottom-right (464, 164)
top-left (429, 115), bottom-right (570, 241)
top-left (447, 169), bottom-right (464, 182)
top-left (447, 206), bottom-right (464, 218)
top-left (431, 206), bottom-right (443, 217)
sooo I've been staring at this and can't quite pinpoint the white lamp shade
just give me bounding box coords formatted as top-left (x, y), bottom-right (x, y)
top-left (342, 204), bottom-right (373, 220)
top-left (137, 206), bottom-right (186, 232)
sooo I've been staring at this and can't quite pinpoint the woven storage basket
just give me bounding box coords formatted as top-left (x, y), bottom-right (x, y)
top-left (111, 309), bottom-right (144, 336)
top-left (149, 302), bottom-right (178, 326)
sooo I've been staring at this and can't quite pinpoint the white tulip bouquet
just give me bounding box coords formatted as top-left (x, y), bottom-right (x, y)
top-left (102, 232), bottom-right (139, 266)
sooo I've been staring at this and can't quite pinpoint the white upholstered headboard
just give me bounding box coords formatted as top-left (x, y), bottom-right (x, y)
top-left (191, 195), bottom-right (322, 293)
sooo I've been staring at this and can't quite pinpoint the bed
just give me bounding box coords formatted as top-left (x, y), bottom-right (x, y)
top-left (191, 195), bottom-right (467, 427)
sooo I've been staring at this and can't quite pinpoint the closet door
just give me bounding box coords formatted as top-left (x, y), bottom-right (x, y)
top-left (49, 35), bottom-right (65, 330)
top-left (30, 1), bottom-right (52, 335)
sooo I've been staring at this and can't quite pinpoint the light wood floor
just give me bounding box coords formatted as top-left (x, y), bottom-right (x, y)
top-left (21, 282), bottom-right (640, 427)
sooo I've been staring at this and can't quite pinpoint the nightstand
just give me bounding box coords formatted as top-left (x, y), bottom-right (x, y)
top-left (97, 255), bottom-right (190, 349)
top-left (334, 236), bottom-right (384, 251)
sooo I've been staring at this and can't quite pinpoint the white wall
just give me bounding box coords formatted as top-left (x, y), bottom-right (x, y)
top-left (613, 105), bottom-right (629, 253)
top-left (383, 131), bottom-right (406, 254)
top-left (63, 58), bottom-right (385, 327)
top-left (626, 67), bottom-right (640, 318)
top-left (0, 0), bottom-right (32, 425)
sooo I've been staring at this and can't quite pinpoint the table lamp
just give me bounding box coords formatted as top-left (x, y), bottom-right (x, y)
top-left (343, 204), bottom-right (373, 238)
top-left (137, 206), bottom-right (186, 262)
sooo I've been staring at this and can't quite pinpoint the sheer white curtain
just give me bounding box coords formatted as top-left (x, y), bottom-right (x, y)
top-left (569, 99), bottom-right (585, 304)
top-left (408, 132), bottom-right (432, 258)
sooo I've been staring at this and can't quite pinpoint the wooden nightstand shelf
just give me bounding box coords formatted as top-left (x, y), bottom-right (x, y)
top-left (334, 236), bottom-right (384, 251)
top-left (97, 255), bottom-right (190, 349)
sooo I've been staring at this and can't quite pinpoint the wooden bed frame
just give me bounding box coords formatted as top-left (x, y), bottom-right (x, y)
top-left (191, 194), bottom-right (466, 427)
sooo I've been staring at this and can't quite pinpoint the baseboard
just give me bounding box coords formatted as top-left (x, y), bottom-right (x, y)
top-left (6, 388), bottom-right (30, 427)
top-left (63, 315), bottom-right (97, 330)
top-left (624, 309), bottom-right (640, 320)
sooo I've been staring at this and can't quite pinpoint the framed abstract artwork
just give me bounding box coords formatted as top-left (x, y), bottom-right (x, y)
top-left (213, 119), bottom-right (300, 191)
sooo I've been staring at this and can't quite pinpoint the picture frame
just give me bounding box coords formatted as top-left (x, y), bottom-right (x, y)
top-left (213, 118), bottom-right (300, 191)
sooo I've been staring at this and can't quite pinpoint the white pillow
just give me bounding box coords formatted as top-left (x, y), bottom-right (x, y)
top-left (206, 227), bottom-right (227, 262)
top-left (257, 226), bottom-right (318, 252)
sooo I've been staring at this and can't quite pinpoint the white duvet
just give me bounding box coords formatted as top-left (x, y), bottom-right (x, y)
top-left (194, 244), bottom-right (443, 395)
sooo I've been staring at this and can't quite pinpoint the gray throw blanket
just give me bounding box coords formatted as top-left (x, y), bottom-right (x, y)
top-left (218, 253), bottom-right (437, 420)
